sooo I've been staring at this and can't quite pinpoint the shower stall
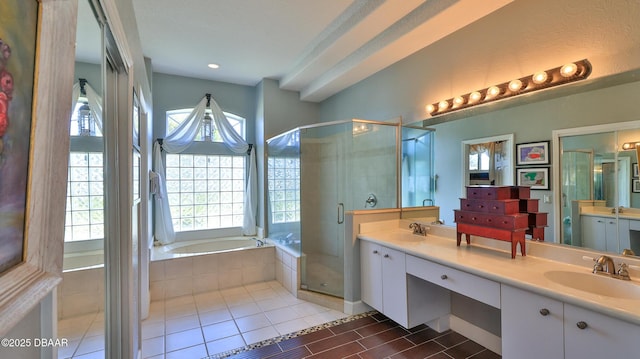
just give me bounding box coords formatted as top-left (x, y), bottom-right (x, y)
top-left (267, 119), bottom-right (433, 298)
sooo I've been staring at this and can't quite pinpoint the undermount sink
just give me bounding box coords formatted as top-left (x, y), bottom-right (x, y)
top-left (544, 270), bottom-right (640, 300)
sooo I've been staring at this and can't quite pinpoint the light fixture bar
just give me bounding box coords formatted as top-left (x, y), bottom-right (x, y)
top-left (425, 59), bottom-right (591, 117)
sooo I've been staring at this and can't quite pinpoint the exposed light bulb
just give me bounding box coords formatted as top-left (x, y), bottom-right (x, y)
top-left (426, 104), bottom-right (435, 113)
top-left (469, 91), bottom-right (482, 103)
top-left (508, 79), bottom-right (523, 92)
top-left (532, 71), bottom-right (548, 84)
top-left (453, 96), bottom-right (465, 107)
top-left (486, 86), bottom-right (501, 99)
top-left (438, 100), bottom-right (449, 111)
top-left (207, 63), bottom-right (220, 69)
top-left (560, 63), bottom-right (578, 77)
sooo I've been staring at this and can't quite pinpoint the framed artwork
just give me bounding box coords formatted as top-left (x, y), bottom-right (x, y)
top-left (517, 167), bottom-right (550, 190)
top-left (0, 0), bottom-right (76, 335)
top-left (633, 163), bottom-right (638, 178)
top-left (633, 179), bottom-right (640, 193)
top-left (0, 1), bottom-right (39, 275)
top-left (516, 141), bottom-right (550, 166)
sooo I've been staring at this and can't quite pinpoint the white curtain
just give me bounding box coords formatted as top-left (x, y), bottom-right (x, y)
top-left (72, 81), bottom-right (104, 133)
top-left (152, 95), bottom-right (258, 245)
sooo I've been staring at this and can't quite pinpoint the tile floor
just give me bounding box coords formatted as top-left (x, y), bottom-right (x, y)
top-left (222, 312), bottom-right (501, 359)
top-left (57, 280), bottom-right (348, 359)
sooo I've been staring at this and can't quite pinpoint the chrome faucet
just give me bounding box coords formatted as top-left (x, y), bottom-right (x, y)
top-left (592, 255), bottom-right (631, 280)
top-left (409, 222), bottom-right (427, 236)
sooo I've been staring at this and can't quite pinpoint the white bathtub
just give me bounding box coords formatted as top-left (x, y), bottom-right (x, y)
top-left (151, 236), bottom-right (271, 261)
top-left (63, 250), bottom-right (104, 272)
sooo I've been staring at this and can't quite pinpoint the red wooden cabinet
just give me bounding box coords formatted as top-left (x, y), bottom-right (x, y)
top-left (455, 186), bottom-right (546, 258)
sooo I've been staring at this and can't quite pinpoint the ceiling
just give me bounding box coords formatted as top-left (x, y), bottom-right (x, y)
top-left (78, 0), bottom-right (513, 102)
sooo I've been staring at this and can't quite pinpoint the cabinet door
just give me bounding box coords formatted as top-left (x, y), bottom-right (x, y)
top-left (380, 246), bottom-right (408, 327)
top-left (618, 218), bottom-right (630, 252)
top-left (605, 218), bottom-right (619, 253)
top-left (581, 216), bottom-right (607, 251)
top-left (360, 240), bottom-right (383, 311)
top-left (501, 285), bottom-right (563, 359)
top-left (564, 303), bottom-right (640, 359)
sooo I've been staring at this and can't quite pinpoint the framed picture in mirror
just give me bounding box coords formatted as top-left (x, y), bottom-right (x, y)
top-left (517, 167), bottom-right (550, 190)
top-left (516, 141), bottom-right (550, 166)
top-left (633, 179), bottom-right (640, 193)
top-left (634, 163), bottom-right (639, 178)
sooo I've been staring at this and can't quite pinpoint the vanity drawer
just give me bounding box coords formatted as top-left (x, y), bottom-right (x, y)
top-left (460, 199), bottom-right (520, 215)
top-left (406, 255), bottom-right (500, 308)
top-left (520, 199), bottom-right (539, 213)
top-left (466, 186), bottom-right (513, 200)
top-left (455, 210), bottom-right (529, 230)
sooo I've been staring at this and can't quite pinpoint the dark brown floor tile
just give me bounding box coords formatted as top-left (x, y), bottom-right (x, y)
top-left (330, 317), bottom-right (378, 335)
top-left (433, 331), bottom-right (467, 348)
top-left (358, 338), bottom-right (415, 359)
top-left (307, 330), bottom-right (362, 354)
top-left (344, 355), bottom-right (362, 359)
top-left (359, 326), bottom-right (412, 349)
top-left (264, 345), bottom-right (311, 359)
top-left (226, 343), bottom-right (282, 359)
top-left (389, 340), bottom-right (446, 359)
top-left (371, 312), bottom-right (389, 322)
top-left (469, 348), bottom-right (501, 359)
top-left (356, 319), bottom-right (404, 337)
top-left (407, 324), bottom-right (429, 333)
top-left (426, 353), bottom-right (452, 359)
top-left (444, 340), bottom-right (485, 359)
top-left (278, 328), bottom-right (334, 351)
top-left (306, 342), bottom-right (366, 359)
top-left (405, 327), bottom-right (443, 345)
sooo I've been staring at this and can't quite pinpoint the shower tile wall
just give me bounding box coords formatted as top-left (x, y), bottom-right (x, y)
top-left (150, 247), bottom-right (276, 301)
top-left (274, 246), bottom-right (300, 296)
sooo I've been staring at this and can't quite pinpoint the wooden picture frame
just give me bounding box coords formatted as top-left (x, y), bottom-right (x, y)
top-left (0, 0), bottom-right (76, 336)
top-left (516, 141), bottom-right (550, 166)
top-left (517, 167), bottom-right (550, 190)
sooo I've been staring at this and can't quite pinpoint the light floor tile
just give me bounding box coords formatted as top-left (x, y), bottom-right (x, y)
top-left (165, 314), bottom-right (200, 334)
top-left (165, 343), bottom-right (208, 359)
top-left (275, 318), bottom-right (313, 336)
top-left (202, 320), bottom-right (240, 342)
top-left (141, 336), bottom-right (164, 358)
top-left (74, 334), bottom-right (105, 356)
top-left (229, 302), bottom-right (261, 318)
top-left (142, 320), bottom-right (165, 340)
top-left (264, 306), bottom-right (304, 324)
top-left (235, 313), bottom-right (272, 333)
top-left (199, 308), bottom-right (233, 326)
top-left (72, 350), bottom-right (105, 359)
top-left (206, 335), bottom-right (246, 356)
top-left (241, 326), bottom-right (280, 345)
top-left (165, 328), bottom-right (204, 353)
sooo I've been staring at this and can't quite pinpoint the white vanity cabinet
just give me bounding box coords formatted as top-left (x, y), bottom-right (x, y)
top-left (360, 240), bottom-right (449, 329)
top-left (581, 215), bottom-right (631, 253)
top-left (564, 303), bottom-right (640, 359)
top-left (501, 285), bottom-right (564, 358)
top-left (502, 284), bottom-right (640, 359)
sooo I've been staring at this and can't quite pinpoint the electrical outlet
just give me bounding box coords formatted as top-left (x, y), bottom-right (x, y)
top-left (543, 194), bottom-right (552, 203)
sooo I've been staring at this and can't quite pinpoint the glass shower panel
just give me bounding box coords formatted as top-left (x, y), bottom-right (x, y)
top-left (401, 126), bottom-right (435, 207)
top-left (299, 123), bottom-right (349, 297)
top-left (266, 130), bottom-right (301, 254)
top-left (349, 122), bottom-right (398, 209)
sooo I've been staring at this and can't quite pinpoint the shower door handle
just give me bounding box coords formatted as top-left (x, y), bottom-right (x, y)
top-left (337, 203), bottom-right (344, 224)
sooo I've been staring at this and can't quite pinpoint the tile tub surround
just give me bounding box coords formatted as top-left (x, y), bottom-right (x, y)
top-left (150, 246), bottom-right (276, 300)
top-left (57, 266), bottom-right (105, 319)
top-left (274, 244), bottom-right (300, 297)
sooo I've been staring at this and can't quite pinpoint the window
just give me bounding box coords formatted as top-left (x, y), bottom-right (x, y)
top-left (469, 150), bottom-right (490, 171)
top-left (267, 156), bottom-right (300, 224)
top-left (165, 109), bottom-right (247, 233)
top-left (65, 99), bottom-right (105, 242)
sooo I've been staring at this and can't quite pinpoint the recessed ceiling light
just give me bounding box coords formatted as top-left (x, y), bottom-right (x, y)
top-left (207, 63), bottom-right (219, 69)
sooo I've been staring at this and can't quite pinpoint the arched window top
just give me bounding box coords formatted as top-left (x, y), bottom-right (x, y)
top-left (166, 108), bottom-right (245, 142)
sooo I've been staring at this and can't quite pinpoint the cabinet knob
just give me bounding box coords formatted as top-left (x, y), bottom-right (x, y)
top-left (372, 250), bottom-right (378, 254)
top-left (539, 308), bottom-right (550, 316)
top-left (441, 274), bottom-right (448, 280)
top-left (384, 254), bottom-right (390, 258)
top-left (576, 321), bottom-right (588, 330)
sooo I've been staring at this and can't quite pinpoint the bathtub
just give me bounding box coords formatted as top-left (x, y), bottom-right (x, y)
top-left (63, 249), bottom-right (104, 272)
top-left (151, 236), bottom-right (270, 261)
top-left (149, 236), bottom-right (276, 300)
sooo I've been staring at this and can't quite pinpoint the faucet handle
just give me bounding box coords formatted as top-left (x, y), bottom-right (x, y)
top-left (618, 263), bottom-right (631, 280)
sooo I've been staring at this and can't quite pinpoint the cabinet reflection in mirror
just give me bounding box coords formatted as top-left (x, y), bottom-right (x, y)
top-left (553, 121), bottom-right (640, 256)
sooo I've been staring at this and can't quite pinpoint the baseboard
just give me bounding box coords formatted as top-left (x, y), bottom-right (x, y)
top-left (343, 300), bottom-right (371, 315)
top-left (449, 315), bottom-right (502, 355)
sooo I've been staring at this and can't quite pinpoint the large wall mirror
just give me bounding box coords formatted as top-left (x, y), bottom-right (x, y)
top-left (554, 121), bottom-right (640, 256)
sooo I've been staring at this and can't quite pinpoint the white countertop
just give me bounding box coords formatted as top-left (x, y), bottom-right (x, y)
top-left (357, 222), bottom-right (640, 326)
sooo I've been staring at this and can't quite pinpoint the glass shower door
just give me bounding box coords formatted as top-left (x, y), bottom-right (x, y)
top-left (299, 123), bottom-right (348, 297)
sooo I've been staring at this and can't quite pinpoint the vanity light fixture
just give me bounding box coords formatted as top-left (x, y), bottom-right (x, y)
top-left (622, 142), bottom-right (640, 150)
top-left (207, 63), bottom-right (220, 69)
top-left (425, 59), bottom-right (592, 117)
